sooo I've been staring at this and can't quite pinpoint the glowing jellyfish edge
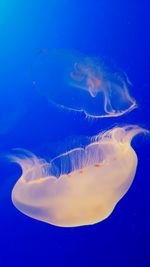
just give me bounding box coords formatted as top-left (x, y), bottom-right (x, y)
top-left (11, 125), bottom-right (147, 227)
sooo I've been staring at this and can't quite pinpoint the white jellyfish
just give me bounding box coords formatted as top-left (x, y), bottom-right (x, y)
top-left (32, 49), bottom-right (137, 118)
top-left (11, 125), bottom-right (146, 227)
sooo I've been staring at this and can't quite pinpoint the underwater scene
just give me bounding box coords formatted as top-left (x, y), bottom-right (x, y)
top-left (0, 0), bottom-right (150, 266)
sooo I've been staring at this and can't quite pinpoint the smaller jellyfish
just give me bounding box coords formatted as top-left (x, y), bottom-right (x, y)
top-left (32, 49), bottom-right (137, 118)
top-left (11, 125), bottom-right (146, 227)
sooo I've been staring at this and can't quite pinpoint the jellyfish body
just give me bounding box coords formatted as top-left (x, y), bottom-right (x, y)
top-left (32, 49), bottom-right (136, 118)
top-left (11, 125), bottom-right (145, 227)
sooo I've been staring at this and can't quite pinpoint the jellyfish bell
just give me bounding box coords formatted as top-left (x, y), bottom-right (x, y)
top-left (32, 49), bottom-right (137, 118)
top-left (11, 125), bottom-right (146, 227)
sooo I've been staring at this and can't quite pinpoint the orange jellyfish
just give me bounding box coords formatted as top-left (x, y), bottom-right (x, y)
top-left (32, 49), bottom-right (136, 118)
top-left (11, 125), bottom-right (146, 227)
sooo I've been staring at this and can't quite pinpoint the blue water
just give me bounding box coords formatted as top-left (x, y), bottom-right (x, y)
top-left (0, 0), bottom-right (150, 266)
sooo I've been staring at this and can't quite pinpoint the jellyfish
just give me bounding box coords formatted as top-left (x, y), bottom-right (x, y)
top-left (32, 49), bottom-right (137, 118)
top-left (11, 125), bottom-right (146, 227)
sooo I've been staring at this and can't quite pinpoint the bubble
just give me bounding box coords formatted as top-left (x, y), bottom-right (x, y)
top-left (32, 49), bottom-right (137, 118)
top-left (11, 125), bottom-right (146, 227)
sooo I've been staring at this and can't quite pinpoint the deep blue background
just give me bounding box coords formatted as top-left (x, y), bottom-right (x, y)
top-left (0, 1), bottom-right (150, 266)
